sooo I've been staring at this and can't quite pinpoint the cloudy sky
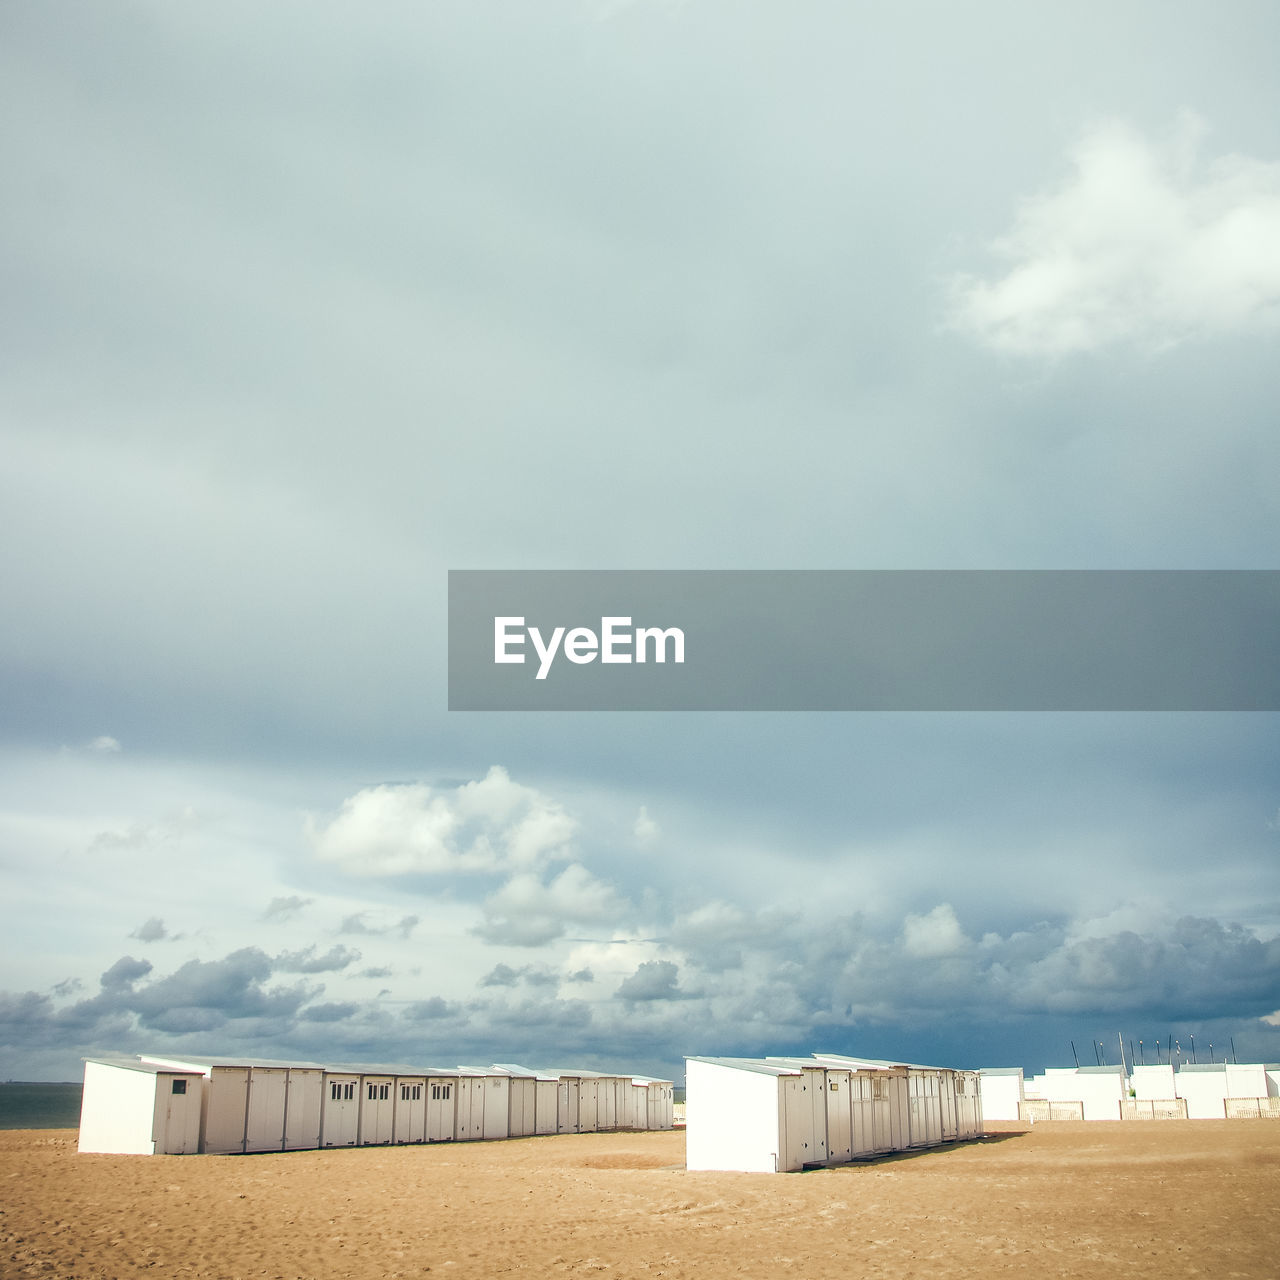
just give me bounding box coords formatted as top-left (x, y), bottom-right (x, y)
top-left (3, 1), bottom-right (1279, 1084)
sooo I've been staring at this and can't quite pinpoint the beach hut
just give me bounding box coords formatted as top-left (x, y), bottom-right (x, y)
top-left (621, 1078), bottom-right (650, 1130)
top-left (452, 1069), bottom-right (490, 1141)
top-left (810, 1055), bottom-right (915, 1154)
top-left (493, 1062), bottom-right (560, 1135)
top-left (954, 1070), bottom-right (983, 1138)
top-left (506, 1070), bottom-right (538, 1138)
top-left (78, 1057), bottom-right (204, 1155)
top-left (685, 1057), bottom-right (822, 1172)
top-left (646, 1078), bottom-right (675, 1130)
top-left (1174, 1062), bottom-right (1272, 1119)
top-left (978, 1068), bottom-right (1025, 1123)
top-left (1036, 1066), bottom-right (1126, 1121)
top-left (480, 1070), bottom-right (512, 1140)
top-left (481, 1065), bottom-right (541, 1138)
top-left (142, 1055), bottom-right (325, 1154)
top-left (556, 1073), bottom-right (581, 1134)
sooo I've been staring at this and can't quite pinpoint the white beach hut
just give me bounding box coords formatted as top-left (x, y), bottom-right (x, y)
top-left (492, 1063), bottom-right (560, 1135)
top-left (1174, 1062), bottom-right (1268, 1119)
top-left (1036, 1065), bottom-right (1126, 1121)
top-left (811, 1055), bottom-right (917, 1154)
top-left (978, 1068), bottom-right (1025, 1123)
top-left (955, 1070), bottom-right (983, 1138)
top-left (452, 1069), bottom-right (491, 1141)
top-left (78, 1057), bottom-right (204, 1156)
top-left (686, 1057), bottom-right (815, 1172)
top-left (142, 1055), bottom-right (325, 1154)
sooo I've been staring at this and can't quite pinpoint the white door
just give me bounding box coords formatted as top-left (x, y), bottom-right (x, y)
top-left (824, 1070), bottom-right (853, 1163)
top-left (426, 1078), bottom-right (455, 1141)
top-left (204, 1067), bottom-right (250, 1154)
top-left (359, 1077), bottom-right (394, 1145)
top-left (322, 1075), bottom-right (360, 1147)
top-left (245, 1068), bottom-right (288, 1152)
top-left (283, 1070), bottom-right (323, 1151)
top-left (394, 1078), bottom-right (426, 1143)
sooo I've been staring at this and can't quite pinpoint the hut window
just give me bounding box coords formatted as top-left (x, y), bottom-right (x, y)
top-left (872, 1078), bottom-right (888, 1101)
top-left (172, 1079), bottom-right (187, 1095)
top-left (828, 1080), bottom-right (839, 1091)
top-left (956, 1078), bottom-right (966, 1095)
top-left (344, 1083), bottom-right (354, 1100)
top-left (368, 1084), bottom-right (376, 1100)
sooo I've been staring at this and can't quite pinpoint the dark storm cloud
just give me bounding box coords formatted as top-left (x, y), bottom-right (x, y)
top-left (617, 960), bottom-right (684, 1003)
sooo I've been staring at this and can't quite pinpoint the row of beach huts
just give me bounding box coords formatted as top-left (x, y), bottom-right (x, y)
top-left (78, 1055), bottom-right (675, 1156)
top-left (979, 1061), bottom-right (1280, 1123)
top-left (685, 1054), bottom-right (984, 1173)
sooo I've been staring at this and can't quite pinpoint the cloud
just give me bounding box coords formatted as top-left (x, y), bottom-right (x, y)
top-left (633, 806), bottom-right (659, 845)
top-left (263, 896), bottom-right (312, 921)
top-left (472, 863), bottom-right (627, 948)
top-left (617, 959), bottom-right (683, 1003)
top-left (300, 1001), bottom-right (360, 1023)
top-left (950, 115), bottom-right (1280, 355)
top-left (308, 766), bottom-right (577, 876)
top-left (901, 903), bottom-right (970, 959)
top-left (404, 996), bottom-right (459, 1021)
top-left (100, 956), bottom-right (153, 990)
top-left (89, 806), bottom-right (202, 853)
top-left (274, 944), bottom-right (362, 974)
top-left (86, 736), bottom-right (121, 753)
top-left (479, 963), bottom-right (560, 990)
top-left (129, 917), bottom-right (169, 943)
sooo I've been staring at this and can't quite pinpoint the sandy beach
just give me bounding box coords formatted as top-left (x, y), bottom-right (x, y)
top-left (2, 1121), bottom-right (1277, 1278)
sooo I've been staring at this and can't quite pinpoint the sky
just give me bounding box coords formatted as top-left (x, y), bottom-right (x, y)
top-left (2, 0), bottom-right (1279, 1084)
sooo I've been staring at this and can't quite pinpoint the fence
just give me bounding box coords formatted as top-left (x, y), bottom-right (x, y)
top-left (1121, 1099), bottom-right (1188, 1120)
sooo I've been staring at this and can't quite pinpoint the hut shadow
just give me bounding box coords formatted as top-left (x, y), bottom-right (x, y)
top-left (808, 1131), bottom-right (1029, 1171)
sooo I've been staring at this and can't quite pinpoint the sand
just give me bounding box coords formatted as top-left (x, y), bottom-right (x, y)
top-left (2, 1121), bottom-right (1276, 1278)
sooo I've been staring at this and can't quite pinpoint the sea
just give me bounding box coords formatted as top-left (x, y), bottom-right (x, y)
top-left (0, 1082), bottom-right (82, 1129)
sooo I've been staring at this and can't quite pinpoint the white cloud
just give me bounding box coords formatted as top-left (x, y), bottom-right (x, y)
top-left (472, 864), bottom-right (628, 947)
top-left (633, 805), bottom-right (660, 846)
top-left (307, 766), bottom-right (576, 876)
top-left (950, 115), bottom-right (1280, 355)
top-left (86, 736), bottom-right (122, 753)
top-left (901, 903), bottom-right (970, 959)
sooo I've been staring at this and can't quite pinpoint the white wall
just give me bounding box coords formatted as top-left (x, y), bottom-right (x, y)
top-left (1131, 1064), bottom-right (1176, 1101)
top-left (1039, 1068), bottom-right (1123, 1121)
top-left (79, 1062), bottom-right (159, 1155)
top-left (685, 1060), bottom-right (786, 1174)
top-left (1176, 1068), bottom-right (1228, 1119)
top-left (978, 1070), bottom-right (1024, 1122)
